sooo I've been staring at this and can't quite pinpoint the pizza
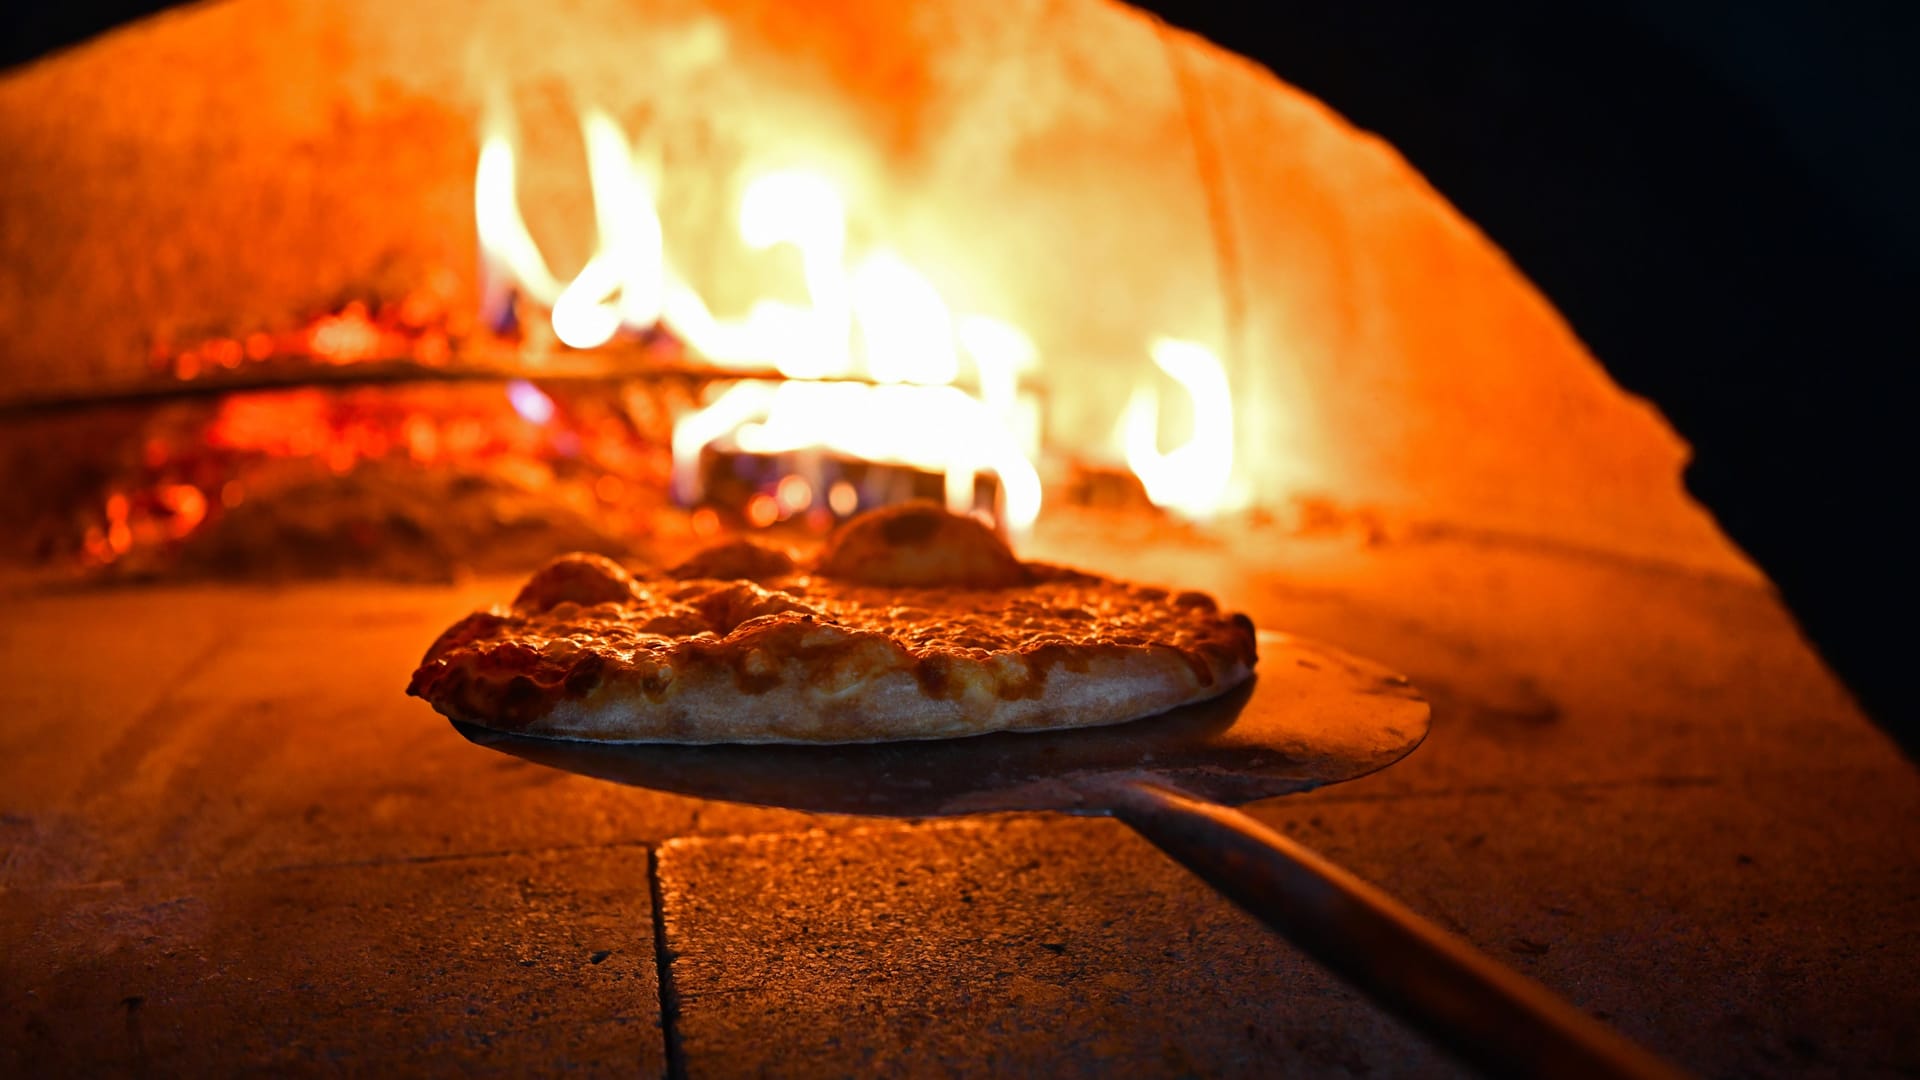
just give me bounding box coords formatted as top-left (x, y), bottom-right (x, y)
top-left (407, 502), bottom-right (1258, 743)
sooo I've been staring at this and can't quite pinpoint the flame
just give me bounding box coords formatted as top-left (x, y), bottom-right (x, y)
top-left (735, 172), bottom-right (850, 379)
top-left (677, 380), bottom-right (1043, 533)
top-left (1123, 339), bottom-right (1236, 518)
top-left (850, 252), bottom-right (958, 385)
top-left (658, 171), bottom-right (854, 377)
top-left (550, 108), bottom-right (668, 348)
top-left (475, 103), bottom-right (1252, 533)
top-left (478, 99), bottom-right (1053, 533)
top-left (955, 314), bottom-right (1041, 461)
top-left (475, 121), bottom-right (563, 316)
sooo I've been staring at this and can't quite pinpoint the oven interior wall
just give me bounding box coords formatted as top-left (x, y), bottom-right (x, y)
top-left (1, 0), bottom-right (1748, 576)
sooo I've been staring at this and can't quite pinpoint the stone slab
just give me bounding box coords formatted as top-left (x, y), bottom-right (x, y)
top-left (1026, 519), bottom-right (1897, 790)
top-left (0, 580), bottom-right (824, 887)
top-left (1, 846), bottom-right (664, 1075)
top-left (4, 525), bottom-right (1915, 1075)
top-left (660, 814), bottom-right (1430, 1079)
top-left (1251, 774), bottom-right (1920, 1076)
top-left (657, 769), bottom-right (1920, 1078)
top-left (2, 528), bottom-right (1896, 891)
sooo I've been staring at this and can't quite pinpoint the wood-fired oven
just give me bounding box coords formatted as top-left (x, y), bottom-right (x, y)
top-left (2, 1), bottom-right (1913, 1076)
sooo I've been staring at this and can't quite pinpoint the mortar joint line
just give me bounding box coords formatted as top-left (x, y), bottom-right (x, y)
top-left (648, 843), bottom-right (688, 1080)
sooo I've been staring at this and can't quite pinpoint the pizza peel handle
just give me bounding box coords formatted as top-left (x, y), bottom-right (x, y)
top-left (1098, 780), bottom-right (1689, 1080)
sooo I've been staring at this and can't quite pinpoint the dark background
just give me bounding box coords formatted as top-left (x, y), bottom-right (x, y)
top-left (1123, 0), bottom-right (1918, 750)
top-left (4, 1), bottom-right (1915, 751)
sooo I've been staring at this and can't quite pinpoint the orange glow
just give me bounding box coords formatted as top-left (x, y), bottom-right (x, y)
top-left (828, 480), bottom-right (860, 517)
top-left (776, 474), bottom-right (814, 513)
top-left (156, 484), bottom-right (208, 538)
top-left (63, 379), bottom-right (667, 576)
top-left (309, 303), bottom-right (382, 363)
top-left (402, 415), bottom-right (439, 462)
top-left (157, 289), bottom-right (465, 379)
top-left (105, 493), bottom-right (131, 554)
top-left (746, 493), bottom-right (781, 528)
top-left (1123, 339), bottom-right (1237, 519)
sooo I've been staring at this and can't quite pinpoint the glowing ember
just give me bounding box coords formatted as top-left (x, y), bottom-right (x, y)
top-left (776, 474), bottom-right (814, 514)
top-left (156, 484), bottom-right (208, 538)
top-left (153, 283), bottom-right (461, 381)
top-left (9, 377), bottom-right (682, 582)
top-left (828, 480), bottom-right (860, 517)
top-left (745, 492), bottom-right (780, 528)
top-left (309, 303), bottom-right (384, 363)
top-left (506, 379), bottom-right (556, 424)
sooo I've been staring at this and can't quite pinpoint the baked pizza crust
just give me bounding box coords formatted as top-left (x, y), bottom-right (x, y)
top-left (408, 503), bottom-right (1258, 744)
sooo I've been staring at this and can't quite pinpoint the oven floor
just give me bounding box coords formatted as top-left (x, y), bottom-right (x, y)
top-left (3, 527), bottom-right (1915, 1076)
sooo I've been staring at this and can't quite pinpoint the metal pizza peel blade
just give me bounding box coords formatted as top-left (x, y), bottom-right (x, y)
top-left (452, 631), bottom-right (1425, 817)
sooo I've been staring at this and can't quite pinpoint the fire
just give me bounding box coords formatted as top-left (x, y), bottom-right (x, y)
top-left (672, 380), bottom-right (1043, 531)
top-left (475, 125), bottom-right (564, 317)
top-left (1123, 339), bottom-right (1236, 519)
top-left (475, 99), bottom-right (1240, 531)
top-left (551, 109), bottom-right (668, 349)
top-left (657, 171), bottom-right (854, 379)
top-left (475, 99), bottom-right (1050, 532)
top-left (849, 253), bottom-right (959, 386)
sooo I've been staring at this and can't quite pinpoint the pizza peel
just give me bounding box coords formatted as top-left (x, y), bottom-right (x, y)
top-left (454, 630), bottom-right (1682, 1079)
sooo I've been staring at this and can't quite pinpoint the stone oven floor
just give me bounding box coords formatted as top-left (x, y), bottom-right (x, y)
top-left (2, 526), bottom-right (1916, 1077)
